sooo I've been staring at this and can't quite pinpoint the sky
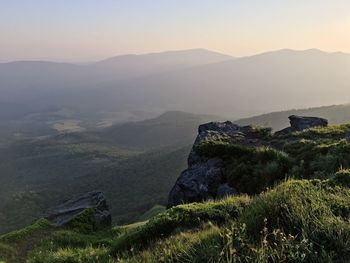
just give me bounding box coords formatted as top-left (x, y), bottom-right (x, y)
top-left (0, 0), bottom-right (349, 62)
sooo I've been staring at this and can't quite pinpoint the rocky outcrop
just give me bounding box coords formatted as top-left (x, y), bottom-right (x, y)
top-left (45, 191), bottom-right (111, 229)
top-left (168, 116), bottom-right (330, 208)
top-left (167, 121), bottom-right (250, 208)
top-left (276, 115), bottom-right (328, 134)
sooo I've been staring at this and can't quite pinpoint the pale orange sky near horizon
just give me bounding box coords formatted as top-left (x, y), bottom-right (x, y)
top-left (0, 0), bottom-right (349, 62)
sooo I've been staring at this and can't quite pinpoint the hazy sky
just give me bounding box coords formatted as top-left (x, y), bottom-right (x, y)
top-left (1, 0), bottom-right (349, 62)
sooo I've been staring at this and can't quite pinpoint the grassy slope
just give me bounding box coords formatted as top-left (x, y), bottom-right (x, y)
top-left (3, 178), bottom-right (350, 263)
top-left (2, 123), bottom-right (350, 262)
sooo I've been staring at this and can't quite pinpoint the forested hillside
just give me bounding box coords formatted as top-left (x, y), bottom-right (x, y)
top-left (0, 111), bottom-right (219, 234)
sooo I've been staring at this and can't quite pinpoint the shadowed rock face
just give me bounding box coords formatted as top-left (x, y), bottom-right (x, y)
top-left (45, 191), bottom-right (111, 229)
top-left (167, 121), bottom-right (242, 208)
top-left (276, 115), bottom-right (328, 134)
top-left (167, 158), bottom-right (224, 207)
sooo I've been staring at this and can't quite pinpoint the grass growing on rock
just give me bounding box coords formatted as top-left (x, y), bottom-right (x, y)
top-left (64, 208), bottom-right (98, 233)
top-left (196, 124), bottom-right (350, 194)
top-left (197, 142), bottom-right (293, 194)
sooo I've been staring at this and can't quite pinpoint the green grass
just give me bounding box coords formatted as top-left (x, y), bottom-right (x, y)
top-left (0, 219), bottom-right (50, 243)
top-left (28, 246), bottom-right (113, 263)
top-left (64, 208), bottom-right (98, 233)
top-left (116, 180), bottom-right (350, 263)
top-left (197, 142), bottom-right (293, 194)
top-left (7, 178), bottom-right (350, 262)
top-left (0, 219), bottom-right (52, 263)
top-left (137, 205), bottom-right (166, 221)
top-left (329, 169), bottom-right (350, 187)
top-left (0, 242), bottom-right (16, 262)
top-left (240, 180), bottom-right (350, 262)
top-left (117, 224), bottom-right (222, 263)
top-left (111, 195), bottom-right (251, 254)
top-left (120, 221), bottom-right (148, 230)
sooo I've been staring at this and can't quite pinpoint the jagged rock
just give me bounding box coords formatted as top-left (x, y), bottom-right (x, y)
top-left (217, 184), bottom-right (238, 199)
top-left (168, 121), bottom-right (243, 207)
top-left (276, 115), bottom-right (328, 134)
top-left (45, 191), bottom-right (111, 228)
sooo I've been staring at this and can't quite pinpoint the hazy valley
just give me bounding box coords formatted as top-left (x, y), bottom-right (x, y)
top-left (1, 49), bottom-right (350, 143)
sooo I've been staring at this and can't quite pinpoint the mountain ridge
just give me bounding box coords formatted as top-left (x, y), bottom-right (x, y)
top-left (235, 103), bottom-right (350, 130)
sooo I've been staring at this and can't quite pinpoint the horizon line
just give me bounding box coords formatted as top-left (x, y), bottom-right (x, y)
top-left (1, 47), bottom-right (349, 64)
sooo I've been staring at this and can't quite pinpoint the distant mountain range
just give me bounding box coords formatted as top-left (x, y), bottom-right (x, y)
top-left (1, 48), bottom-right (350, 140)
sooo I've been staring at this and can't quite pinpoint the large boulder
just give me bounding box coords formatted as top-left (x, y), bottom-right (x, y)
top-left (276, 115), bottom-right (328, 134)
top-left (167, 121), bottom-right (243, 208)
top-left (45, 191), bottom-right (111, 229)
top-left (289, 115), bottom-right (328, 131)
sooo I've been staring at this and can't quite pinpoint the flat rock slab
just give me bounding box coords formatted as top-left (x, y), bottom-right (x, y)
top-left (45, 191), bottom-right (111, 228)
top-left (276, 115), bottom-right (328, 134)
